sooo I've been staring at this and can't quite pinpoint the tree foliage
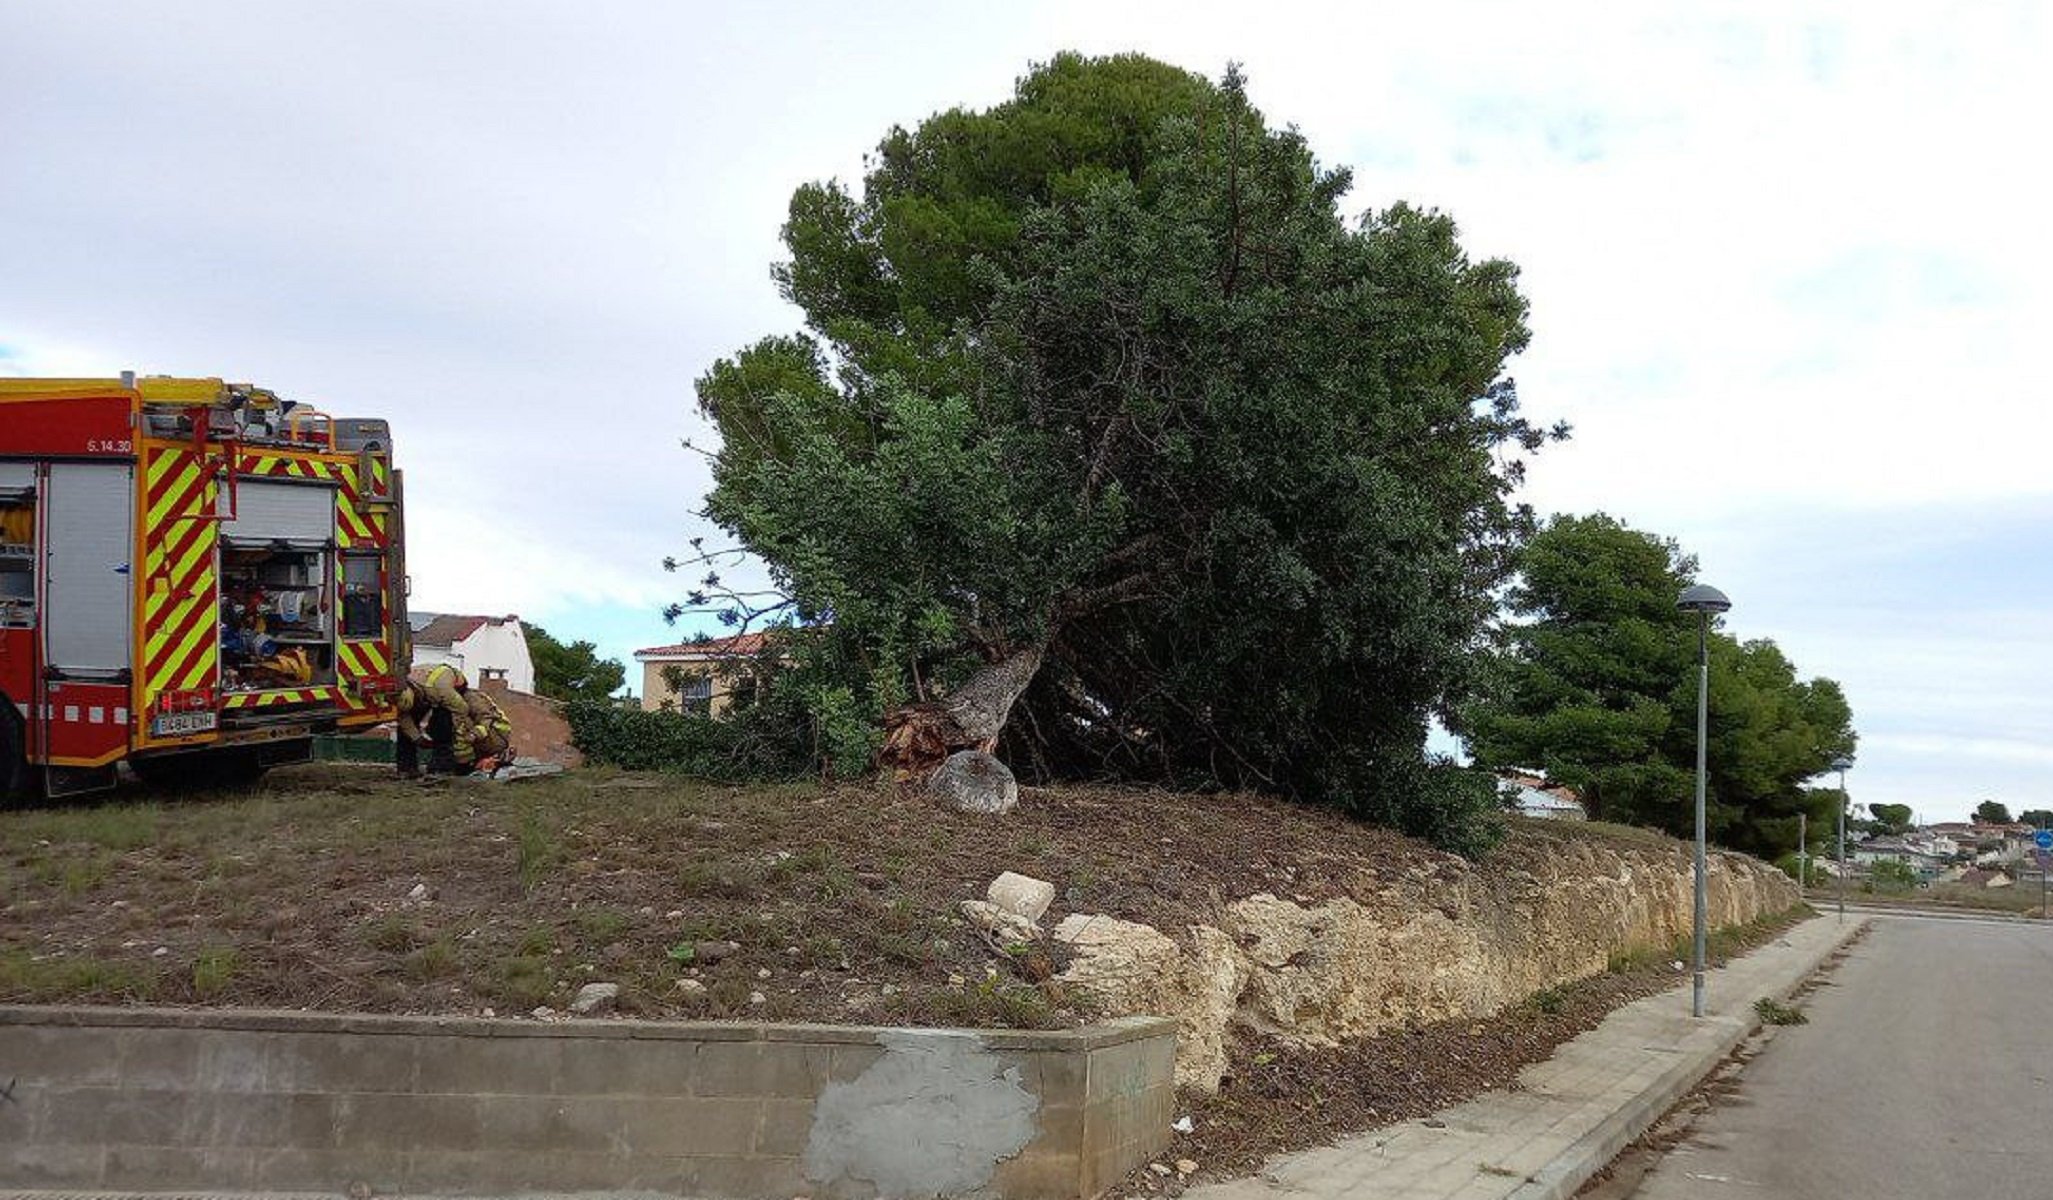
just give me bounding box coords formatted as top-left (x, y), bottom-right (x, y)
top-left (1974, 799), bottom-right (2013, 825)
top-left (2020, 809), bottom-right (2053, 828)
top-left (1866, 802), bottom-right (1913, 836)
top-left (1461, 514), bottom-right (1857, 858)
top-left (525, 623), bottom-right (626, 706)
top-left (690, 54), bottom-right (1557, 852)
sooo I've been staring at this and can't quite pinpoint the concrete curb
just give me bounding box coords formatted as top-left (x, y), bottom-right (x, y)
top-left (1183, 913), bottom-right (1868, 1200)
top-left (1502, 915), bottom-right (1868, 1200)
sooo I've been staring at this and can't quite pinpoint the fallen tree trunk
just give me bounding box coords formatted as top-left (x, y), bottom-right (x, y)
top-left (878, 643), bottom-right (1045, 781)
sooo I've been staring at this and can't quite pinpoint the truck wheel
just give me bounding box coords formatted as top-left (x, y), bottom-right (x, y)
top-left (0, 700), bottom-right (32, 804)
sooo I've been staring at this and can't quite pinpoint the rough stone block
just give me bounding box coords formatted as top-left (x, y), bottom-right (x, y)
top-left (556, 1035), bottom-right (696, 1096)
top-left (412, 1033), bottom-right (560, 1095)
top-left (754, 1097), bottom-right (818, 1157)
top-left (0, 1142), bottom-right (105, 1188)
top-left (101, 1144), bottom-right (256, 1190)
top-left (988, 871), bottom-right (1057, 923)
top-left (251, 1146), bottom-right (405, 1194)
top-left (333, 1092), bottom-right (483, 1154)
top-left (694, 1040), bottom-right (827, 1098)
top-left (992, 1149), bottom-right (1084, 1200)
top-left (0, 1024), bottom-right (120, 1087)
top-left (619, 1096), bottom-right (761, 1156)
top-left (686, 1153), bottom-right (810, 1200)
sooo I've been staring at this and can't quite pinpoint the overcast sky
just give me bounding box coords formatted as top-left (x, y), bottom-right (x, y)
top-left (4, 2), bottom-right (2047, 821)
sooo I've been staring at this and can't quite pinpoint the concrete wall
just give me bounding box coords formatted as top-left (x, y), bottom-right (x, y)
top-left (0, 1006), bottom-right (1175, 1199)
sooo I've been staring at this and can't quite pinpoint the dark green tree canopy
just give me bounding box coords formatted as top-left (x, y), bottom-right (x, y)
top-left (691, 54), bottom-right (1557, 852)
top-left (1461, 513), bottom-right (1856, 858)
top-left (1867, 802), bottom-right (1913, 836)
top-left (1974, 799), bottom-right (2012, 824)
top-left (2020, 809), bottom-right (2053, 828)
top-left (526, 623), bottom-right (626, 706)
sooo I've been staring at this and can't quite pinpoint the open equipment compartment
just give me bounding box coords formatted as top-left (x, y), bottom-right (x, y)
top-left (217, 477), bottom-right (339, 693)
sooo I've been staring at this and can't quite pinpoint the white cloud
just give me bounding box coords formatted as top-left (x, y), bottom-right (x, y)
top-left (3, 1), bottom-right (2047, 819)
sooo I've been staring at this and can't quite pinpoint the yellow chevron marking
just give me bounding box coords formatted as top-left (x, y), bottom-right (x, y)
top-left (147, 460), bottom-right (202, 527)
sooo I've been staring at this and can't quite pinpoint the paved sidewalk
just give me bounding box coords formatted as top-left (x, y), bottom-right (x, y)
top-left (1184, 915), bottom-right (1865, 1200)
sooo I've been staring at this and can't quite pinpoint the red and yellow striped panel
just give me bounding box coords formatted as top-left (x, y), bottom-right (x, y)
top-left (221, 685), bottom-right (344, 710)
top-left (235, 451), bottom-right (385, 549)
top-left (140, 446), bottom-right (221, 712)
top-left (337, 638), bottom-right (394, 714)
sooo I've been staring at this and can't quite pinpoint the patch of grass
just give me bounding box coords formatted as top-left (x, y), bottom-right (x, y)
top-left (515, 808), bottom-right (564, 894)
top-left (192, 946), bottom-right (241, 997)
top-left (1527, 985), bottom-right (1567, 1016)
top-left (677, 859), bottom-right (762, 900)
top-left (1754, 996), bottom-right (1808, 1026)
top-left (1607, 944), bottom-right (1666, 974)
top-left (515, 923), bottom-right (557, 956)
top-left (902, 979), bottom-right (1062, 1030)
top-left (18, 802), bottom-right (163, 851)
top-left (362, 916), bottom-right (424, 954)
top-left (486, 955), bottom-right (556, 1009)
top-left (574, 906), bottom-right (631, 945)
top-left (0, 950), bottom-right (158, 1001)
top-left (405, 938), bottom-right (460, 981)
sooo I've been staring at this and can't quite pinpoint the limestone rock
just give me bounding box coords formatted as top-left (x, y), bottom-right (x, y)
top-left (569, 982), bottom-right (619, 1015)
top-left (987, 871), bottom-right (1056, 923)
top-left (694, 940), bottom-right (740, 964)
top-left (961, 899), bottom-right (1042, 945)
top-left (1052, 841), bottom-right (1799, 1095)
top-left (930, 751), bottom-right (1018, 815)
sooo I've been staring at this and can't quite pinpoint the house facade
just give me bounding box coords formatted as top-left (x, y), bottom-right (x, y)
top-left (634, 631), bottom-right (769, 716)
top-left (410, 612), bottom-right (536, 694)
top-left (1497, 771), bottom-right (1588, 821)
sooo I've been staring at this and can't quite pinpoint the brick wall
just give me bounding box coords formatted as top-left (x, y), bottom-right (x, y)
top-left (479, 678), bottom-right (583, 767)
top-left (0, 1007), bottom-right (1174, 1198)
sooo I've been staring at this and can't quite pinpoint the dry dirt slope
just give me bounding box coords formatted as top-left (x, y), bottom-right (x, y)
top-left (1, 763), bottom-right (1790, 1041)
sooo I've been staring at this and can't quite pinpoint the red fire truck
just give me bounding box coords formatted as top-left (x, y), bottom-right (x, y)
top-left (1, 374), bottom-right (408, 800)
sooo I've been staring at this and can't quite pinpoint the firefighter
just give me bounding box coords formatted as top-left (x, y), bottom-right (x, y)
top-left (463, 686), bottom-right (516, 772)
top-left (394, 663), bottom-right (477, 777)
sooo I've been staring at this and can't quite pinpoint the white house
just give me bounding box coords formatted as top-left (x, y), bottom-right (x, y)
top-left (1498, 771), bottom-right (1588, 821)
top-left (409, 612), bottom-right (535, 694)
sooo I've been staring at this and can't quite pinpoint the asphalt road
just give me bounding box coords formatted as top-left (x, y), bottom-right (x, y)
top-left (1630, 913), bottom-right (2053, 1199)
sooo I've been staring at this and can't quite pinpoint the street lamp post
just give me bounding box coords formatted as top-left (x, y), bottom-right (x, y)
top-left (1830, 756), bottom-right (1852, 921)
top-left (1677, 583), bottom-right (1731, 1020)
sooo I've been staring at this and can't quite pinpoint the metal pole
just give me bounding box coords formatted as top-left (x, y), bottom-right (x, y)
top-left (1799, 812), bottom-right (1808, 889)
top-left (1836, 767), bottom-right (1847, 921)
top-left (1692, 611), bottom-right (1710, 1020)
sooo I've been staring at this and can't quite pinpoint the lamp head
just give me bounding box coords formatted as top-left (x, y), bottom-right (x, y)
top-left (1676, 583), bottom-right (1732, 614)
top-left (1829, 756), bottom-right (1854, 774)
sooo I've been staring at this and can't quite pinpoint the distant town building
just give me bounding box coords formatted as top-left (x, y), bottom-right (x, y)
top-left (409, 612), bottom-right (535, 694)
top-left (634, 631), bottom-right (772, 716)
top-left (1498, 771), bottom-right (1588, 821)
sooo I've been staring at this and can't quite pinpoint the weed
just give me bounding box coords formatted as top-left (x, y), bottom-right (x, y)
top-left (574, 907), bottom-right (631, 945)
top-left (515, 808), bottom-right (562, 894)
top-left (362, 916), bottom-right (424, 954)
top-left (192, 946), bottom-right (241, 997)
top-left (1528, 986), bottom-right (1567, 1016)
top-left (486, 955), bottom-right (556, 1008)
top-left (516, 923), bottom-right (556, 956)
top-left (677, 859), bottom-right (761, 900)
top-left (1016, 831), bottom-right (1051, 857)
top-left (0, 950), bottom-right (158, 1001)
top-left (903, 978), bottom-right (1061, 1030)
top-left (666, 942), bottom-right (696, 964)
top-left (1606, 945), bottom-right (1665, 975)
top-left (405, 938), bottom-right (460, 981)
top-left (1754, 997), bottom-right (1808, 1026)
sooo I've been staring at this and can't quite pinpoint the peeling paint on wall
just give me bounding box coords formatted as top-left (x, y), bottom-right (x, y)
top-left (803, 1030), bottom-right (1040, 1198)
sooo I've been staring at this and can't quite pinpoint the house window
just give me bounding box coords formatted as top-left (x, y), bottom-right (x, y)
top-left (677, 673), bottom-right (713, 715)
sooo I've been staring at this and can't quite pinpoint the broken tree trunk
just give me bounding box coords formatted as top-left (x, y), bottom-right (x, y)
top-left (878, 643), bottom-right (1045, 781)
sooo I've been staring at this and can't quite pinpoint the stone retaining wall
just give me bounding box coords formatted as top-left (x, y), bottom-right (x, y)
top-left (0, 1007), bottom-right (1175, 1198)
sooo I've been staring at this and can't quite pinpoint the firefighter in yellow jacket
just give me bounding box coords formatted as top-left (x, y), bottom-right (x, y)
top-left (394, 663), bottom-right (477, 777)
top-left (464, 687), bottom-right (515, 771)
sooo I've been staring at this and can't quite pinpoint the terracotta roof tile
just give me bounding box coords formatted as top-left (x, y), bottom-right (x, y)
top-left (635, 631), bottom-right (770, 659)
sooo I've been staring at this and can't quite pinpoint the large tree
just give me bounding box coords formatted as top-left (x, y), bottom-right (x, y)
top-left (690, 55), bottom-right (1556, 851)
top-left (1461, 514), bottom-right (1856, 858)
top-left (526, 623), bottom-right (626, 706)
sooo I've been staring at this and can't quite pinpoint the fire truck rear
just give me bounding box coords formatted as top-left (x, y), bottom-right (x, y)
top-left (0, 374), bottom-right (408, 800)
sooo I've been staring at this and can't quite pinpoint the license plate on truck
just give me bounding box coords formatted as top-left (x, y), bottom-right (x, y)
top-left (151, 711), bottom-right (218, 737)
